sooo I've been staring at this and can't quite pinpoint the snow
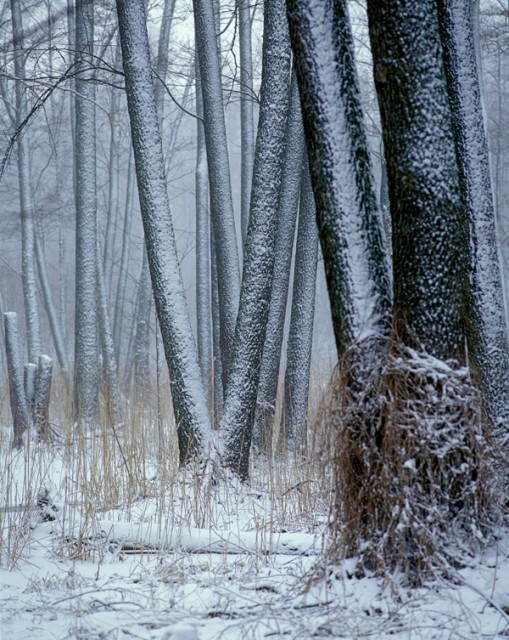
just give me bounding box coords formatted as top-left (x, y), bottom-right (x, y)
top-left (2, 436), bottom-right (509, 640)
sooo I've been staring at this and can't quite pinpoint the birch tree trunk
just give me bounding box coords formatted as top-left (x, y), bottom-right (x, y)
top-left (254, 73), bottom-right (305, 451)
top-left (282, 161), bottom-right (318, 446)
top-left (367, 0), bottom-right (465, 362)
top-left (74, 0), bottom-right (98, 427)
top-left (10, 0), bottom-right (41, 363)
top-left (116, 0), bottom-right (213, 462)
top-left (222, 0), bottom-right (292, 479)
top-left (437, 0), bottom-right (509, 436)
top-left (287, 0), bottom-right (392, 362)
top-left (193, 0), bottom-right (241, 376)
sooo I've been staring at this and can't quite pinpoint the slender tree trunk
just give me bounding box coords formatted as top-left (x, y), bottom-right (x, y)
top-left (112, 152), bottom-right (135, 363)
top-left (34, 355), bottom-right (53, 441)
top-left (74, 0), bottom-right (99, 427)
top-left (10, 0), bottom-right (41, 362)
top-left (4, 313), bottom-right (29, 448)
top-left (367, 0), bottom-right (464, 362)
top-left (287, 0), bottom-right (392, 361)
top-left (193, 0), bottom-right (241, 376)
top-left (116, 0), bottom-right (213, 462)
top-left (154, 0), bottom-right (177, 120)
top-left (239, 0), bottom-right (255, 247)
top-left (222, 0), bottom-right (292, 479)
top-left (34, 227), bottom-right (69, 372)
top-left (195, 54), bottom-right (212, 409)
top-left (437, 0), bottom-right (509, 436)
top-left (282, 160), bottom-right (319, 446)
top-left (210, 238), bottom-right (223, 421)
top-left (254, 73), bottom-right (305, 451)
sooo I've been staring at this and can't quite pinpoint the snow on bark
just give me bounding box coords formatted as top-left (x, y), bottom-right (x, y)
top-left (193, 0), bottom-right (241, 376)
top-left (10, 0), bottom-right (41, 363)
top-left (34, 355), bottom-right (53, 441)
top-left (96, 238), bottom-right (122, 430)
top-left (34, 229), bottom-right (69, 373)
top-left (239, 0), bottom-right (256, 248)
top-left (74, 0), bottom-right (98, 427)
top-left (283, 160), bottom-right (319, 445)
top-left (255, 74), bottom-right (305, 451)
top-left (367, 0), bottom-right (464, 362)
top-left (287, 0), bottom-right (392, 360)
top-left (438, 0), bottom-right (509, 435)
top-left (195, 56), bottom-right (213, 410)
top-left (221, 0), bottom-right (292, 479)
top-left (4, 312), bottom-right (29, 448)
top-left (116, 0), bottom-right (214, 462)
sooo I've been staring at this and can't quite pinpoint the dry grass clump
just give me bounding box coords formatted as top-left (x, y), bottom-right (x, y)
top-left (325, 342), bottom-right (502, 585)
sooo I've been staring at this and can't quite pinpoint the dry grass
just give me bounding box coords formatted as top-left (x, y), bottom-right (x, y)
top-left (323, 341), bottom-right (502, 585)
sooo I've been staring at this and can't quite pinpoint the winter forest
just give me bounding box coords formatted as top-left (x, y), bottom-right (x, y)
top-left (1, 0), bottom-right (509, 638)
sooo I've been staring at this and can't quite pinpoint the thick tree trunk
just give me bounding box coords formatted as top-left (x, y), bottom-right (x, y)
top-left (222, 0), bottom-right (292, 479)
top-left (367, 0), bottom-right (464, 362)
top-left (193, 0), bottom-right (241, 376)
top-left (254, 73), bottom-right (305, 451)
top-left (116, 0), bottom-right (213, 462)
top-left (74, 0), bottom-right (98, 427)
top-left (438, 0), bottom-right (509, 436)
top-left (282, 161), bottom-right (319, 446)
top-left (287, 0), bottom-right (392, 360)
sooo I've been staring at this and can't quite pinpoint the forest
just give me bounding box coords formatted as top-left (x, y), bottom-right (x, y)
top-left (1, 0), bottom-right (509, 638)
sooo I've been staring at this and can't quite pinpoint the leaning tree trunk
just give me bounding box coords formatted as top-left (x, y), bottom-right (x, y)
top-left (73, 0), bottom-right (98, 427)
top-left (437, 0), bottom-right (509, 437)
top-left (221, 0), bottom-right (292, 479)
top-left (193, 0), bottom-right (241, 377)
top-left (254, 73), bottom-right (305, 452)
top-left (116, 0), bottom-right (213, 463)
top-left (367, 0), bottom-right (464, 362)
top-left (287, 0), bottom-right (392, 361)
top-left (282, 160), bottom-right (319, 446)
top-left (10, 0), bottom-right (41, 362)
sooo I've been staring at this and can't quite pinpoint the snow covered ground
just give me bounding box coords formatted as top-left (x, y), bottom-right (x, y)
top-left (1, 428), bottom-right (509, 640)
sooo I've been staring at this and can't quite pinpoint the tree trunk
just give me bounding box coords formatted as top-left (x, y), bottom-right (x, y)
top-left (239, 0), bottom-right (255, 248)
top-left (254, 73), bottom-right (305, 451)
top-left (222, 0), bottom-right (292, 479)
top-left (438, 0), bottom-right (509, 436)
top-left (193, 0), bottom-right (241, 377)
top-left (287, 0), bottom-right (392, 360)
top-left (282, 160), bottom-right (319, 446)
top-left (34, 355), bottom-right (53, 441)
top-left (367, 0), bottom-right (464, 362)
top-left (116, 0), bottom-right (213, 462)
top-left (4, 313), bottom-right (29, 448)
top-left (195, 54), bottom-right (213, 410)
top-left (74, 0), bottom-right (99, 427)
top-left (10, 0), bottom-right (41, 362)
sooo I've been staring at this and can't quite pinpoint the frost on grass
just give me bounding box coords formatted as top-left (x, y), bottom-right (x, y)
top-left (326, 343), bottom-right (502, 585)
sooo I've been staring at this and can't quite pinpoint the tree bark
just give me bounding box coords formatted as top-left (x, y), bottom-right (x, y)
top-left (73, 0), bottom-right (99, 427)
top-left (437, 0), bottom-right (509, 435)
top-left (4, 313), bottom-right (29, 448)
top-left (282, 160), bottom-right (319, 446)
top-left (116, 0), bottom-right (213, 462)
top-left (193, 0), bottom-right (241, 376)
top-left (287, 0), bottom-right (392, 361)
top-left (254, 73), bottom-right (305, 451)
top-left (222, 0), bottom-right (292, 479)
top-left (367, 0), bottom-right (465, 362)
top-left (10, 0), bottom-right (41, 362)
